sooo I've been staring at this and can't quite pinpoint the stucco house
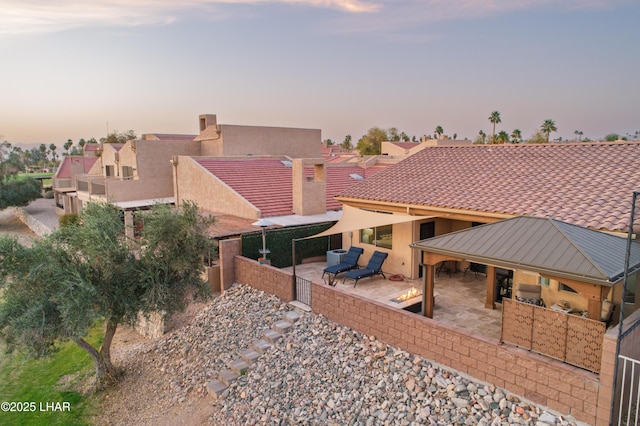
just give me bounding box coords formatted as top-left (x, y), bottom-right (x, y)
top-left (51, 153), bottom-right (98, 214)
top-left (328, 141), bottom-right (640, 322)
top-left (229, 141), bottom-right (639, 424)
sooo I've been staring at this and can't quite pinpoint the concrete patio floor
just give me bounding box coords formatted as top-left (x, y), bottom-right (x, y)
top-left (286, 262), bottom-right (503, 341)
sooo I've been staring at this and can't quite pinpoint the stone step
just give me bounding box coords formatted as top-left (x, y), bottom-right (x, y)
top-left (240, 348), bottom-right (261, 365)
top-left (284, 310), bottom-right (301, 324)
top-left (227, 358), bottom-right (250, 375)
top-left (263, 329), bottom-right (283, 344)
top-left (289, 301), bottom-right (311, 314)
top-left (251, 338), bottom-right (273, 354)
top-left (206, 380), bottom-right (227, 400)
top-left (218, 369), bottom-right (239, 387)
top-left (273, 319), bottom-right (293, 334)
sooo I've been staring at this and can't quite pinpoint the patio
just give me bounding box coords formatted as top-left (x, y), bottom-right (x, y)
top-left (287, 262), bottom-right (503, 340)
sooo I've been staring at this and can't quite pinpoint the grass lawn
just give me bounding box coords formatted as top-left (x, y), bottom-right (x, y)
top-left (14, 173), bottom-right (53, 187)
top-left (0, 324), bottom-right (103, 425)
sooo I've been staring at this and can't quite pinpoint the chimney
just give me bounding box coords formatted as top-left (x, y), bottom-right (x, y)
top-left (292, 158), bottom-right (326, 216)
top-left (199, 114), bottom-right (217, 132)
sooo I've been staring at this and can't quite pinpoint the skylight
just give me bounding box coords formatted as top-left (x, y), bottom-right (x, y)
top-left (349, 173), bottom-right (364, 181)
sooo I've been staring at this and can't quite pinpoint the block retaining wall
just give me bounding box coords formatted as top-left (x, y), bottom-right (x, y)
top-left (234, 256), bottom-right (612, 425)
top-left (234, 256), bottom-right (294, 302)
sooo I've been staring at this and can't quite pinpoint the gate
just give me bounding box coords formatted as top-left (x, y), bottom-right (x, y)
top-left (295, 275), bottom-right (312, 306)
top-left (616, 354), bottom-right (640, 425)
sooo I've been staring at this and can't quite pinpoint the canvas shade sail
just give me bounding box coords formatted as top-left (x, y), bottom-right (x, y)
top-left (303, 205), bottom-right (431, 239)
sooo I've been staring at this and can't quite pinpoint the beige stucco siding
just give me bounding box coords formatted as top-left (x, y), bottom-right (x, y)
top-left (175, 156), bottom-right (260, 219)
top-left (104, 177), bottom-right (174, 202)
top-left (134, 140), bottom-right (200, 179)
top-left (200, 125), bottom-right (321, 158)
top-left (100, 144), bottom-right (119, 176)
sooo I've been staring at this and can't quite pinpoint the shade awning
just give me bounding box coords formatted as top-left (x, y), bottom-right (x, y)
top-left (303, 205), bottom-right (431, 239)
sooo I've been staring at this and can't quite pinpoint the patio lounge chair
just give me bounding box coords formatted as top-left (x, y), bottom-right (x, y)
top-left (322, 246), bottom-right (364, 280)
top-left (343, 251), bottom-right (388, 287)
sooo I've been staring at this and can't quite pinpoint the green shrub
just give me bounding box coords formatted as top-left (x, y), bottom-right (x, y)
top-left (44, 190), bottom-right (54, 199)
top-left (59, 213), bottom-right (80, 228)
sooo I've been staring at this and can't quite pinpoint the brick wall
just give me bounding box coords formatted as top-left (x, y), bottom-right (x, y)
top-left (311, 281), bottom-right (602, 425)
top-left (234, 256), bottom-right (294, 302)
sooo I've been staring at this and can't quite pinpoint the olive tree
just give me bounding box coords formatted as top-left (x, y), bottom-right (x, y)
top-left (0, 201), bottom-right (215, 386)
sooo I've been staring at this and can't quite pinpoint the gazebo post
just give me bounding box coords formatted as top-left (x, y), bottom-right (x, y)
top-left (421, 263), bottom-right (435, 318)
top-left (485, 265), bottom-right (496, 310)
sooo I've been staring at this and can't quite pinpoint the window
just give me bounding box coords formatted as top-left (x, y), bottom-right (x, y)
top-left (559, 282), bottom-right (578, 293)
top-left (105, 165), bottom-right (115, 177)
top-left (539, 277), bottom-right (550, 287)
top-left (122, 166), bottom-right (134, 180)
top-left (624, 272), bottom-right (637, 304)
top-left (360, 224), bottom-right (392, 249)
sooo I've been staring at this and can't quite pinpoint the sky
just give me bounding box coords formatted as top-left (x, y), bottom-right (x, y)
top-left (1, 0), bottom-right (639, 148)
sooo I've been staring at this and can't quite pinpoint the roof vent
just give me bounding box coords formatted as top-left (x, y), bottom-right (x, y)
top-left (281, 160), bottom-right (292, 168)
top-left (349, 173), bottom-right (364, 181)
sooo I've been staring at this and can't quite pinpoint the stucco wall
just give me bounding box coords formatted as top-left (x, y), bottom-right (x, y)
top-left (341, 218), bottom-right (475, 280)
top-left (200, 124), bottom-right (321, 158)
top-left (118, 143), bottom-right (137, 178)
top-left (99, 144), bottom-right (120, 175)
top-left (175, 156), bottom-right (260, 219)
top-left (135, 139), bottom-right (200, 179)
top-left (105, 177), bottom-right (174, 202)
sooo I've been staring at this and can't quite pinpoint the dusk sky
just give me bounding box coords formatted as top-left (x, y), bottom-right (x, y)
top-left (1, 0), bottom-right (638, 147)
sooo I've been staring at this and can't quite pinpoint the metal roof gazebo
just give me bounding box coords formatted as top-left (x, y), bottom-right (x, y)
top-left (410, 216), bottom-right (640, 321)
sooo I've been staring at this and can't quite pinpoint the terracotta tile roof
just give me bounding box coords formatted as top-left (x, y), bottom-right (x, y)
top-left (196, 159), bottom-right (389, 218)
top-left (55, 156), bottom-right (98, 178)
top-left (337, 142), bottom-right (640, 232)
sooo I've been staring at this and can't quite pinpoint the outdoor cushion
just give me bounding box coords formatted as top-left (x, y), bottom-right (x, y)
top-left (343, 251), bottom-right (388, 287)
top-left (322, 247), bottom-right (364, 279)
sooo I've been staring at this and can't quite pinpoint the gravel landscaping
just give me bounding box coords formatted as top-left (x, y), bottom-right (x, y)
top-left (97, 284), bottom-right (580, 425)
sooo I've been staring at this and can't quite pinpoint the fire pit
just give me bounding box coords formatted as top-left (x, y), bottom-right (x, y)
top-left (391, 287), bottom-right (422, 303)
top-left (389, 287), bottom-right (423, 313)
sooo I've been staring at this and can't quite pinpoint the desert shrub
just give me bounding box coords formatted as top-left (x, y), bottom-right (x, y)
top-left (59, 213), bottom-right (80, 228)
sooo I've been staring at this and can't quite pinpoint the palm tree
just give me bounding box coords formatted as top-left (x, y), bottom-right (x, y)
top-left (478, 130), bottom-right (486, 144)
top-left (496, 130), bottom-right (509, 144)
top-left (488, 111), bottom-right (501, 144)
top-left (49, 143), bottom-right (57, 163)
top-left (540, 119), bottom-right (557, 143)
top-left (510, 129), bottom-right (522, 144)
top-left (64, 139), bottom-right (73, 155)
top-left (434, 125), bottom-right (444, 139)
